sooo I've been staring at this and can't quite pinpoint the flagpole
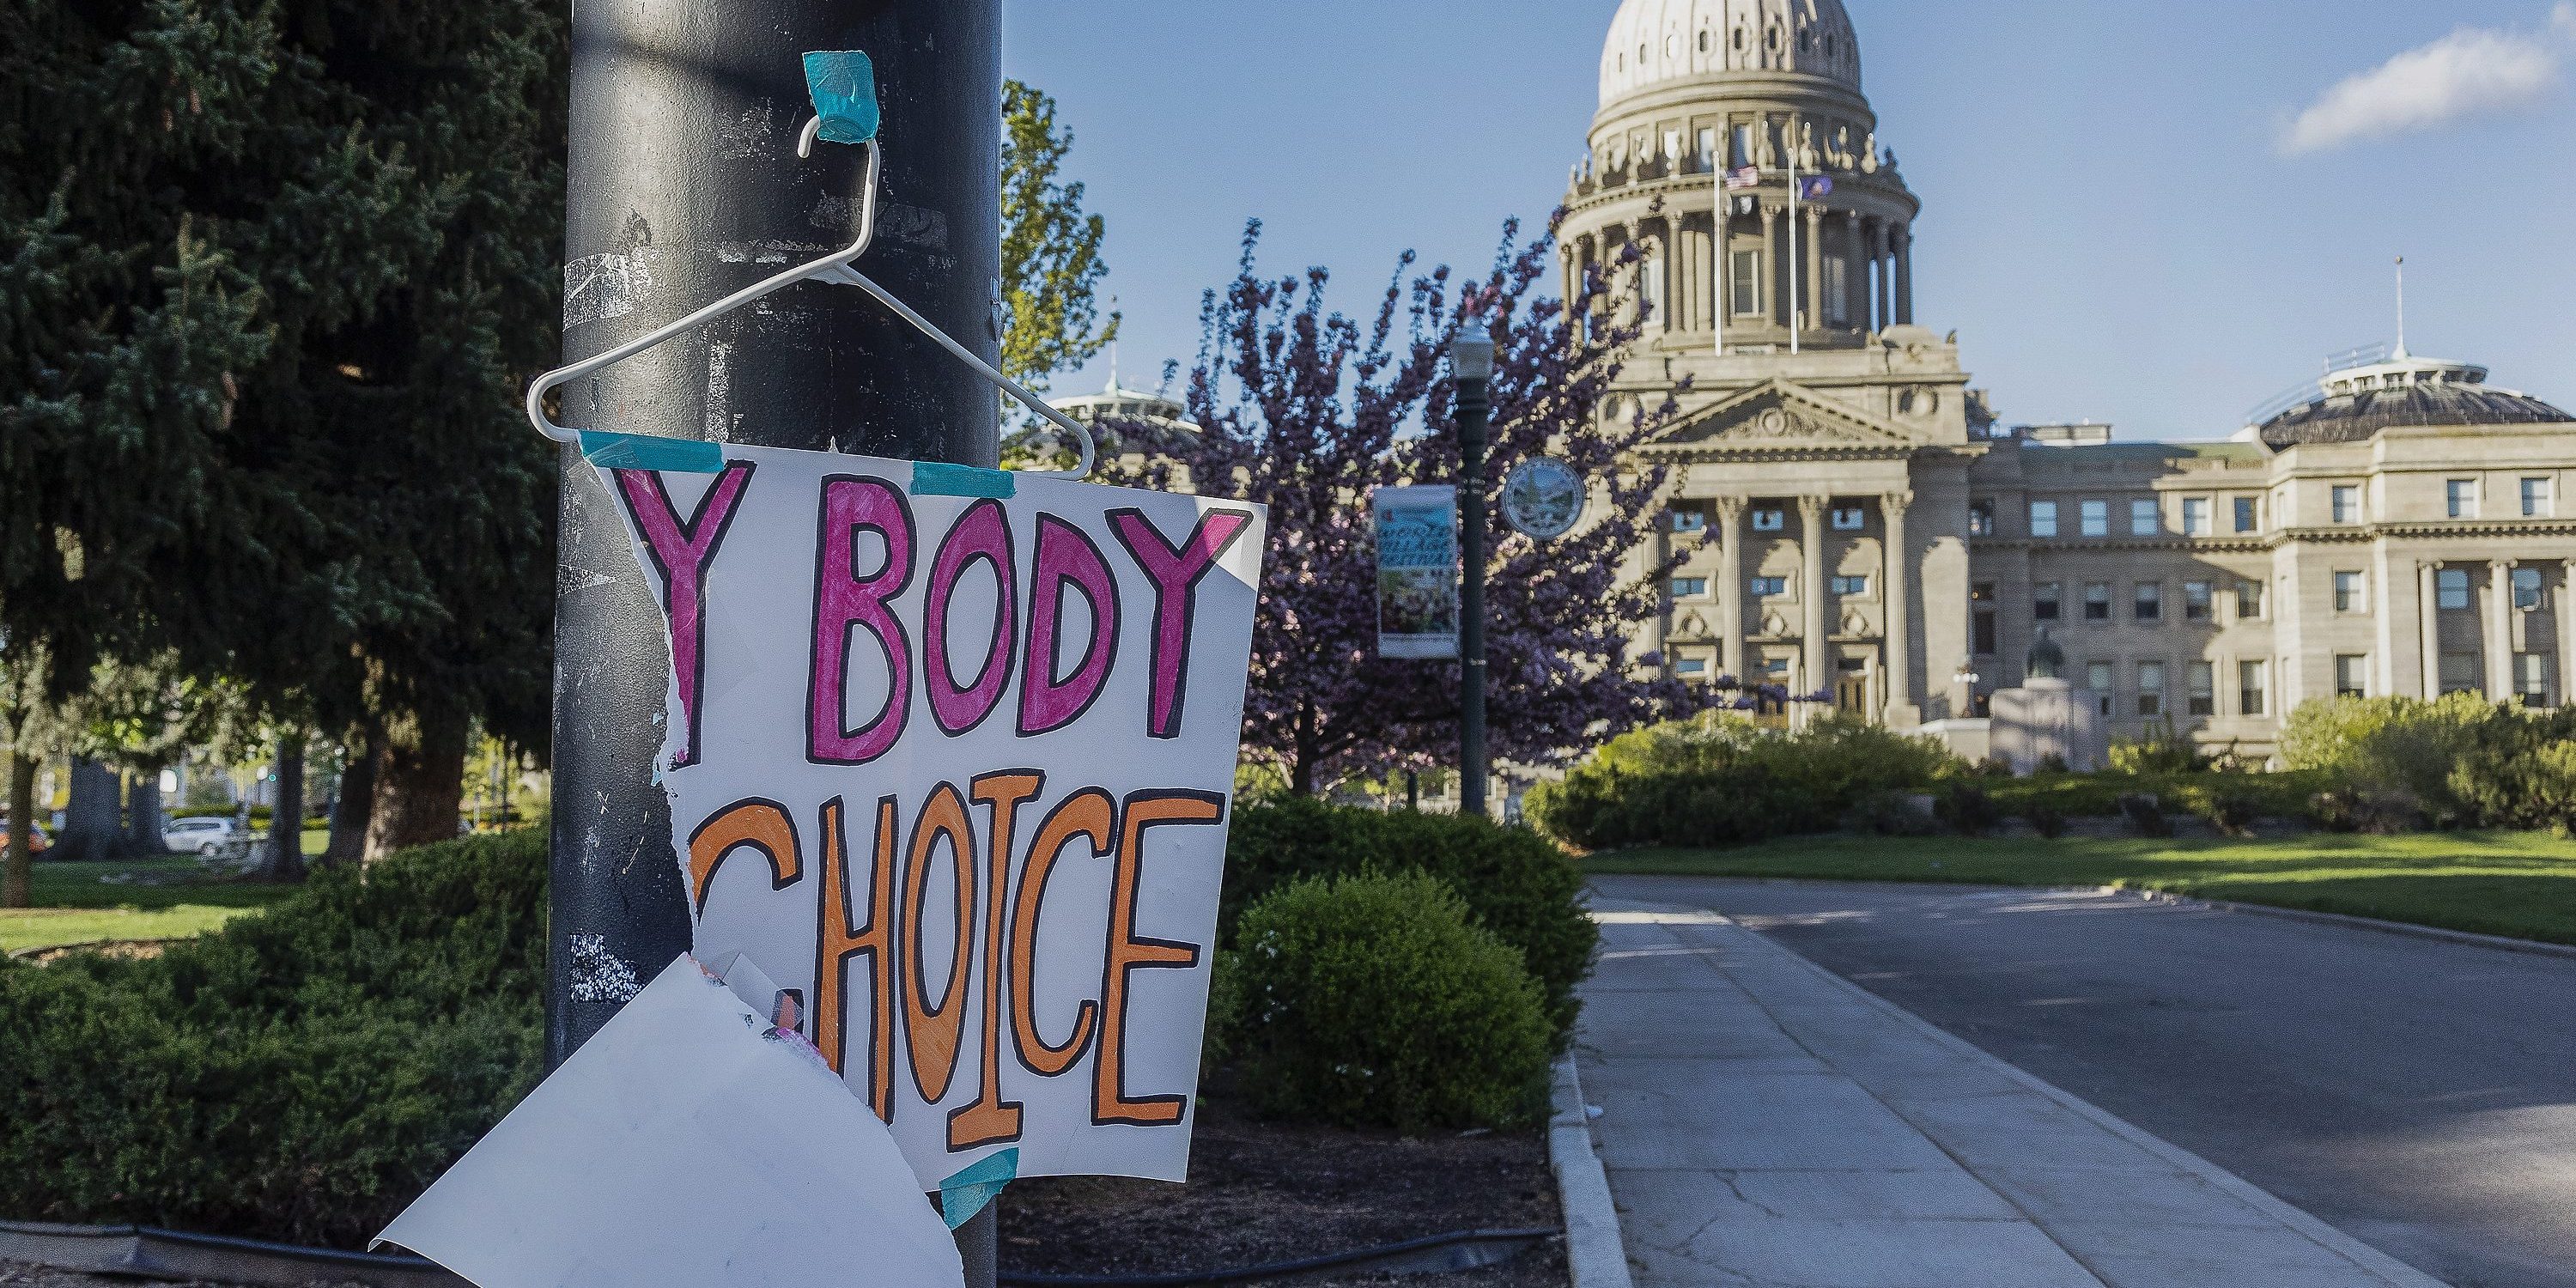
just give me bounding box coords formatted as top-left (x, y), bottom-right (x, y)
top-left (1788, 139), bottom-right (1801, 355)
top-left (1713, 142), bottom-right (1724, 357)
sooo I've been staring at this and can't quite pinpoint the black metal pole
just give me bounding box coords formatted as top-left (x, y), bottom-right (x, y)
top-left (1456, 375), bottom-right (1491, 817)
top-left (549, 0), bottom-right (1001, 1279)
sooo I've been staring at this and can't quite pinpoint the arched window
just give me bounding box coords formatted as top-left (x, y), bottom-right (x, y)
top-left (1734, 27), bottom-right (1746, 51)
top-left (1766, 27), bottom-right (1780, 51)
top-left (1699, 29), bottom-right (1710, 52)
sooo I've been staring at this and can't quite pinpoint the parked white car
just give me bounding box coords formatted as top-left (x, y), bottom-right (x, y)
top-left (161, 816), bottom-right (239, 856)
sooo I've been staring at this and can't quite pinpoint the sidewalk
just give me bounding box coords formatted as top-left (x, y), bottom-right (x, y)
top-left (1577, 898), bottom-right (2446, 1288)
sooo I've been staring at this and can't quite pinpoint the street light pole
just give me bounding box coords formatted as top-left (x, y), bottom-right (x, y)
top-left (1449, 337), bottom-right (1495, 817)
top-left (552, 2), bottom-right (1001, 1282)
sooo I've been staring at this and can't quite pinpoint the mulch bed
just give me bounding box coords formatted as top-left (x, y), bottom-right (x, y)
top-left (999, 1099), bottom-right (1565, 1288)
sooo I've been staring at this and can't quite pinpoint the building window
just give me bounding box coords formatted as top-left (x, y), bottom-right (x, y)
top-left (1971, 582), bottom-right (1997, 604)
top-left (1732, 123), bottom-right (1753, 165)
top-left (1765, 655), bottom-right (1792, 677)
top-left (2332, 485), bottom-right (2361, 525)
top-left (2336, 654), bottom-right (2369, 700)
top-left (1676, 656), bottom-right (1710, 678)
top-left (2034, 582), bottom-right (2063, 622)
top-left (2084, 581), bottom-right (2112, 623)
top-left (1831, 505), bottom-right (1866, 531)
top-left (2134, 582), bottom-right (2163, 623)
top-left (1752, 575), bottom-right (1788, 598)
top-left (2239, 660), bottom-right (2269, 716)
top-left (1974, 611), bottom-right (1998, 657)
top-left (2184, 580), bottom-right (2213, 622)
top-left (1730, 251), bottom-right (1765, 317)
top-left (2523, 477), bottom-right (2554, 519)
top-left (1672, 577), bottom-right (1710, 598)
top-left (2136, 661), bottom-right (2166, 717)
top-left (2087, 661), bottom-right (2115, 716)
top-left (1823, 257), bottom-right (1849, 326)
top-left (2187, 662), bottom-right (2216, 716)
top-left (2081, 500), bottom-right (2110, 537)
top-left (2439, 651), bottom-right (2479, 694)
top-left (1752, 507), bottom-right (1785, 532)
top-left (2446, 479), bottom-right (2478, 519)
top-left (2181, 498), bottom-right (2211, 537)
top-left (2514, 567), bottom-right (2543, 610)
top-left (2236, 579), bottom-right (2264, 619)
top-left (2436, 568), bottom-right (2471, 611)
top-left (2233, 496), bottom-right (2260, 533)
top-left (2030, 501), bottom-right (2060, 538)
top-left (1832, 574), bottom-right (1870, 596)
top-left (1969, 501), bottom-right (1995, 537)
top-left (2517, 653), bottom-right (2551, 706)
top-left (1672, 510), bottom-right (1708, 536)
top-left (2130, 498), bottom-right (2161, 537)
top-left (2334, 571), bottom-right (2365, 613)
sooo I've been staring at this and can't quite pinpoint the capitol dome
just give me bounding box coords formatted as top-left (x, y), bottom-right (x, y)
top-left (2253, 346), bottom-right (2573, 448)
top-left (1599, 0), bottom-right (1862, 106)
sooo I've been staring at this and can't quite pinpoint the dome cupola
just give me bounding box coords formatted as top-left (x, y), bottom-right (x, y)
top-left (1600, 0), bottom-right (1862, 108)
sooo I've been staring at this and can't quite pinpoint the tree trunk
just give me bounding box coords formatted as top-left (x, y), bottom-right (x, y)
top-left (124, 768), bottom-right (168, 856)
top-left (261, 735), bottom-right (307, 883)
top-left (364, 703), bottom-right (468, 861)
top-left (4, 750), bottom-right (32, 908)
top-left (56, 758), bottom-right (120, 862)
top-left (321, 724), bottom-right (375, 868)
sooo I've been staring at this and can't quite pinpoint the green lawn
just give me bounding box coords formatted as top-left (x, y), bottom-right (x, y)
top-left (1584, 830), bottom-right (2576, 946)
top-left (1, 855), bottom-right (302, 956)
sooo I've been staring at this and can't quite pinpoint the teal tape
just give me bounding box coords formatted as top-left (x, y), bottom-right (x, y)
top-left (579, 431), bottom-right (725, 474)
top-left (937, 1147), bottom-right (1018, 1230)
top-left (911, 462), bottom-right (1016, 499)
top-left (802, 52), bottom-right (880, 145)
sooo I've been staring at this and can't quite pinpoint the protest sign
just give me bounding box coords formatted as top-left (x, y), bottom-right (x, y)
top-left (592, 440), bottom-right (1266, 1188)
top-left (1371, 485), bottom-right (1460, 659)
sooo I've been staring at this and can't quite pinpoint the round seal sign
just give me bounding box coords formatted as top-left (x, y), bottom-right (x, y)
top-left (1500, 457), bottom-right (1584, 541)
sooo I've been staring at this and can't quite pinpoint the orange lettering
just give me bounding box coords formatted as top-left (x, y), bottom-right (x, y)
top-left (1093, 790), bottom-right (1220, 1126)
top-left (948, 771), bottom-right (1045, 1149)
top-left (903, 782), bottom-right (975, 1105)
top-left (686, 799), bottom-right (801, 914)
top-left (814, 796), bottom-right (898, 1121)
top-left (1012, 790), bottom-right (1112, 1077)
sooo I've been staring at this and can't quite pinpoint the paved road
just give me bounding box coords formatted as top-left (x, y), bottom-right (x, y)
top-left (1590, 877), bottom-right (2576, 1288)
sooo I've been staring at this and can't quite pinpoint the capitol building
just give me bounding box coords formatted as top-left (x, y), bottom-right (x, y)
top-left (1569, 0), bottom-right (2576, 761)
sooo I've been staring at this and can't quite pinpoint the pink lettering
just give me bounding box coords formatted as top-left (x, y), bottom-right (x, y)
top-left (1107, 507), bottom-right (1255, 739)
top-left (923, 499), bottom-right (1018, 737)
top-left (1018, 515), bottom-right (1121, 735)
top-left (612, 464), bottom-right (755, 769)
top-left (809, 477), bottom-right (915, 764)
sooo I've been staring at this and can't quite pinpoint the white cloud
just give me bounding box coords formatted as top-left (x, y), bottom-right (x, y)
top-left (2281, 10), bottom-right (2571, 155)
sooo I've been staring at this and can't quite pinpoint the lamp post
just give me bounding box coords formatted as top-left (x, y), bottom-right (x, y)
top-left (1449, 335), bottom-right (1494, 817)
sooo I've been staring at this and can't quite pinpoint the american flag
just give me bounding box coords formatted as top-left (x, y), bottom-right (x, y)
top-left (1722, 166), bottom-right (1762, 190)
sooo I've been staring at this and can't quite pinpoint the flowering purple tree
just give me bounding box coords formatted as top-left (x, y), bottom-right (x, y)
top-left (1109, 216), bottom-right (1700, 794)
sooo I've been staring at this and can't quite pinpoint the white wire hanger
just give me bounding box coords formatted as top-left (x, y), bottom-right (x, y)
top-left (524, 52), bottom-right (1097, 482)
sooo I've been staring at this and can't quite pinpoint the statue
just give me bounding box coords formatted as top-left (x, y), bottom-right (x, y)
top-left (2026, 626), bottom-right (2065, 680)
top-left (1796, 122), bottom-right (1819, 171)
top-left (1860, 131), bottom-right (1880, 174)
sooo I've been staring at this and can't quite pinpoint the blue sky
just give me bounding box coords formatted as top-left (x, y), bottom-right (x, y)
top-left (1005, 1), bottom-right (2576, 442)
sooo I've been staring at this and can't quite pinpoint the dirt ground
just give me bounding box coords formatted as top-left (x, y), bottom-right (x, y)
top-left (999, 1099), bottom-right (1566, 1287)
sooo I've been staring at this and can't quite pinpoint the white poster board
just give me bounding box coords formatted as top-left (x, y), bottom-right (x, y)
top-left (592, 442), bottom-right (1266, 1188)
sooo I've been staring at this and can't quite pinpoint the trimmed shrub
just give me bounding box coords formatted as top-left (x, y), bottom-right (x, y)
top-left (1527, 714), bottom-right (1957, 851)
top-left (0, 831), bottom-right (548, 1248)
top-left (1935, 783), bottom-right (2002, 837)
top-left (1224, 795), bottom-right (1594, 1039)
top-left (1848, 789), bottom-right (1936, 837)
top-left (1230, 872), bottom-right (1552, 1134)
top-left (2176, 782), bottom-right (2262, 836)
top-left (2026, 804), bottom-right (2069, 839)
top-left (2117, 793), bottom-right (2171, 838)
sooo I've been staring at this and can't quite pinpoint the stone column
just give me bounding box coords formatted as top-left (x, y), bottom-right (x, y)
top-left (1649, 520), bottom-right (1673, 674)
top-left (1893, 225), bottom-right (1914, 324)
top-left (2488, 560), bottom-right (2517, 701)
top-left (2419, 561), bottom-right (2443, 696)
top-left (1716, 497), bottom-right (1748, 682)
top-left (1802, 205), bottom-right (1825, 337)
top-left (1871, 222), bottom-right (1891, 332)
top-left (1843, 210), bottom-right (1863, 331)
top-left (2561, 560), bottom-right (2576, 706)
top-left (1881, 492), bottom-right (1916, 723)
top-left (1799, 495), bottom-right (1831, 703)
top-left (1758, 203), bottom-right (1782, 327)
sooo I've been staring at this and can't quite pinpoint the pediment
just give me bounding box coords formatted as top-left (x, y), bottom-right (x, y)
top-left (1647, 380), bottom-right (1914, 454)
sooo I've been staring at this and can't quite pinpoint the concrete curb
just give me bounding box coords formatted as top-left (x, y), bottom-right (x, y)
top-left (1546, 1054), bottom-right (1635, 1288)
top-left (1697, 904), bottom-right (2451, 1288)
top-left (2099, 884), bottom-right (2576, 962)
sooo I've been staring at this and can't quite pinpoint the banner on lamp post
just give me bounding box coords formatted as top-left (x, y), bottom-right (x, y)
top-left (1372, 484), bottom-right (1460, 659)
top-left (587, 437), bottom-right (1266, 1190)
